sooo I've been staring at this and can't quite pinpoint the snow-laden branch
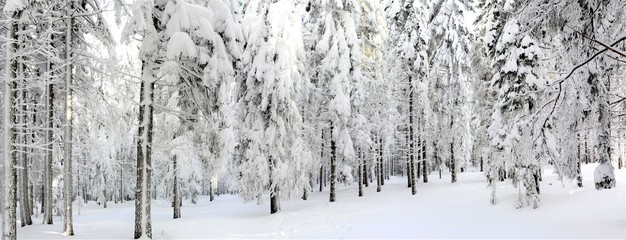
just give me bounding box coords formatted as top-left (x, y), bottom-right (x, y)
top-left (554, 32), bottom-right (626, 86)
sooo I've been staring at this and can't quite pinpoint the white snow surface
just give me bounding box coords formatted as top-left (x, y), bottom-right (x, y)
top-left (11, 163), bottom-right (625, 239)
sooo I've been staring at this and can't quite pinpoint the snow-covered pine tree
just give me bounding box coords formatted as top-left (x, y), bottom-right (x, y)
top-left (472, 0), bottom-right (500, 175)
top-left (476, 0), bottom-right (507, 204)
top-left (514, 0), bottom-right (626, 190)
top-left (483, 0), bottom-right (546, 208)
top-left (122, 0), bottom-right (165, 237)
top-left (386, 0), bottom-right (430, 193)
top-left (2, 1), bottom-right (25, 239)
top-left (427, 0), bottom-right (473, 184)
top-left (158, 0), bottom-right (243, 214)
top-left (124, 0), bottom-right (243, 235)
top-left (358, 0), bottom-right (388, 193)
top-left (307, 0), bottom-right (361, 201)
top-left (238, 0), bottom-right (310, 213)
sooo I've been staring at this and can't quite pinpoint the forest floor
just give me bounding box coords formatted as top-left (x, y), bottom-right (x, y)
top-left (12, 163), bottom-right (626, 239)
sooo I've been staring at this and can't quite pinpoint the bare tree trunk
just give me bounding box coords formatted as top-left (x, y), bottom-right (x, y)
top-left (422, 138), bottom-right (428, 183)
top-left (44, 80), bottom-right (54, 224)
top-left (17, 92), bottom-right (28, 227)
top-left (409, 81), bottom-right (416, 195)
top-left (209, 180), bottom-right (215, 202)
top-left (30, 96), bottom-right (38, 218)
top-left (358, 148), bottom-right (364, 197)
top-left (319, 129), bottom-right (324, 192)
top-left (269, 157), bottom-right (279, 214)
top-left (379, 134), bottom-right (384, 186)
top-left (584, 135), bottom-right (589, 164)
top-left (416, 129), bottom-right (421, 180)
top-left (406, 129), bottom-right (411, 187)
top-left (119, 166), bottom-right (124, 203)
top-left (173, 155), bottom-right (181, 219)
top-left (577, 134), bottom-right (583, 187)
top-left (329, 123), bottom-right (336, 202)
top-left (134, 67), bottom-right (155, 239)
top-left (363, 158), bottom-right (368, 187)
top-left (3, 11), bottom-right (21, 239)
top-left (376, 135), bottom-right (382, 192)
top-left (62, 4), bottom-right (75, 234)
top-left (15, 17), bottom-right (32, 226)
top-left (451, 143), bottom-right (456, 183)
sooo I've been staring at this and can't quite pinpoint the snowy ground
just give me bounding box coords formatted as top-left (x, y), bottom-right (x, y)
top-left (11, 163), bottom-right (626, 239)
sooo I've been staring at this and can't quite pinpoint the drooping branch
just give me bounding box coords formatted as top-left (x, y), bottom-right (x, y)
top-left (555, 33), bottom-right (626, 85)
top-left (580, 33), bottom-right (626, 58)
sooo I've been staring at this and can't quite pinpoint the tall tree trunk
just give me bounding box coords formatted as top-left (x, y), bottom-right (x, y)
top-left (585, 133), bottom-right (589, 164)
top-left (62, 4), bottom-right (75, 234)
top-left (3, 10), bottom-right (21, 239)
top-left (30, 95), bottom-right (38, 217)
top-left (329, 123), bottom-right (336, 202)
top-left (319, 129), bottom-right (324, 192)
top-left (173, 155), bottom-right (181, 219)
top-left (16, 16), bottom-right (32, 226)
top-left (577, 134), bottom-right (583, 187)
top-left (422, 138), bottom-right (428, 183)
top-left (379, 134), bottom-right (384, 186)
top-left (119, 166), bottom-right (124, 203)
top-left (406, 129), bottom-right (411, 187)
top-left (269, 157), bottom-right (279, 214)
top-left (103, 182), bottom-right (108, 209)
top-left (451, 142), bottom-right (456, 183)
top-left (376, 135), bottom-right (382, 192)
top-left (409, 80), bottom-right (416, 195)
top-left (134, 68), bottom-right (155, 239)
top-left (44, 80), bottom-right (54, 224)
top-left (416, 130), bottom-right (421, 179)
top-left (19, 86), bottom-right (32, 226)
top-left (363, 159), bottom-right (368, 187)
top-left (450, 114), bottom-right (457, 183)
top-left (358, 148), bottom-right (364, 197)
top-left (209, 178), bottom-right (215, 201)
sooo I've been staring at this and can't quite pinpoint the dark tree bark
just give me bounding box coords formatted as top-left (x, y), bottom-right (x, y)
top-left (62, 3), bottom-right (75, 234)
top-left (3, 10), bottom-right (21, 239)
top-left (134, 71), bottom-right (155, 239)
top-left (330, 123), bottom-right (336, 202)
top-left (379, 134), bottom-right (384, 186)
top-left (451, 142), bottom-right (456, 183)
top-left (173, 155), bottom-right (181, 219)
top-left (119, 165), bottom-right (124, 203)
top-left (422, 138), bottom-right (428, 183)
top-left (209, 181), bottom-right (215, 202)
top-left (406, 129), bottom-right (412, 188)
top-left (19, 83), bottom-right (32, 227)
top-left (376, 135), bottom-right (382, 192)
top-left (409, 77), bottom-right (416, 195)
top-left (44, 81), bottom-right (54, 225)
top-left (577, 134), bottom-right (583, 187)
top-left (320, 129), bottom-right (325, 192)
top-left (584, 137), bottom-right (589, 164)
top-left (363, 157), bottom-right (368, 187)
top-left (269, 157), bottom-right (279, 214)
top-left (358, 148), bottom-right (364, 197)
